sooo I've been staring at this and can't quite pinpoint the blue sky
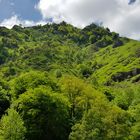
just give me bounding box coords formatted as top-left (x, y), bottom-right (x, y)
top-left (0, 0), bottom-right (140, 40)
top-left (0, 0), bottom-right (41, 22)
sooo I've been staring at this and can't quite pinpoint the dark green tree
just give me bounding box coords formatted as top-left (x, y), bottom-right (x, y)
top-left (16, 87), bottom-right (70, 140)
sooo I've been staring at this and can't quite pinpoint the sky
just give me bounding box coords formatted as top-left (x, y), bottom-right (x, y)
top-left (0, 0), bottom-right (140, 40)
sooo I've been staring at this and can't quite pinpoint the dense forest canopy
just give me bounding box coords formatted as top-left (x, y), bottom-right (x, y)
top-left (0, 22), bottom-right (140, 140)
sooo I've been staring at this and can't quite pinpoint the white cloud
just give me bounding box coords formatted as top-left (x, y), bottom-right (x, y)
top-left (0, 15), bottom-right (21, 28)
top-left (37, 0), bottom-right (140, 40)
top-left (0, 15), bottom-right (48, 29)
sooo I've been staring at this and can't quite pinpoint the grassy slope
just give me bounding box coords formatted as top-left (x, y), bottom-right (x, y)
top-left (91, 40), bottom-right (140, 85)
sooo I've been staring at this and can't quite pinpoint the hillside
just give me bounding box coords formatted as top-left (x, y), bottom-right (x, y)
top-left (0, 22), bottom-right (140, 140)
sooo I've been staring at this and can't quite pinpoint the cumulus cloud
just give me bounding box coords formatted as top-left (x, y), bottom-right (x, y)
top-left (0, 15), bottom-right (48, 29)
top-left (37, 0), bottom-right (140, 40)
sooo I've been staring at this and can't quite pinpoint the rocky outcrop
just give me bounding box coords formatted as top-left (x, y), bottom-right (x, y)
top-left (112, 68), bottom-right (140, 82)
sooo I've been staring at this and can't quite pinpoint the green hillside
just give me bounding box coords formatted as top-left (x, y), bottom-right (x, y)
top-left (0, 22), bottom-right (140, 140)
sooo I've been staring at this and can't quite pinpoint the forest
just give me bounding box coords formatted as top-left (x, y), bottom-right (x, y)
top-left (0, 22), bottom-right (140, 140)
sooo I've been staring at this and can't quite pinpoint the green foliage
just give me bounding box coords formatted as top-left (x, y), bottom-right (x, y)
top-left (60, 75), bottom-right (102, 122)
top-left (10, 71), bottom-right (57, 98)
top-left (69, 99), bottom-right (132, 140)
top-left (0, 44), bottom-right (8, 64)
top-left (0, 79), bottom-right (10, 118)
top-left (16, 87), bottom-right (70, 140)
top-left (91, 41), bottom-right (140, 85)
top-left (0, 108), bottom-right (26, 140)
top-left (77, 63), bottom-right (92, 78)
top-left (2, 37), bottom-right (18, 48)
top-left (0, 89), bottom-right (10, 118)
top-left (55, 69), bottom-right (62, 78)
top-left (0, 22), bottom-right (139, 140)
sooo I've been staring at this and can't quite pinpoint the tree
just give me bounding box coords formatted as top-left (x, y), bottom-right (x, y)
top-left (10, 71), bottom-right (57, 98)
top-left (60, 76), bottom-right (101, 121)
top-left (89, 34), bottom-right (96, 44)
top-left (69, 97), bottom-right (132, 140)
top-left (16, 87), bottom-right (70, 140)
top-left (0, 88), bottom-right (10, 118)
top-left (0, 44), bottom-right (8, 65)
top-left (55, 69), bottom-right (62, 78)
top-left (77, 64), bottom-right (92, 78)
top-left (0, 108), bottom-right (26, 140)
top-left (113, 39), bottom-right (123, 48)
